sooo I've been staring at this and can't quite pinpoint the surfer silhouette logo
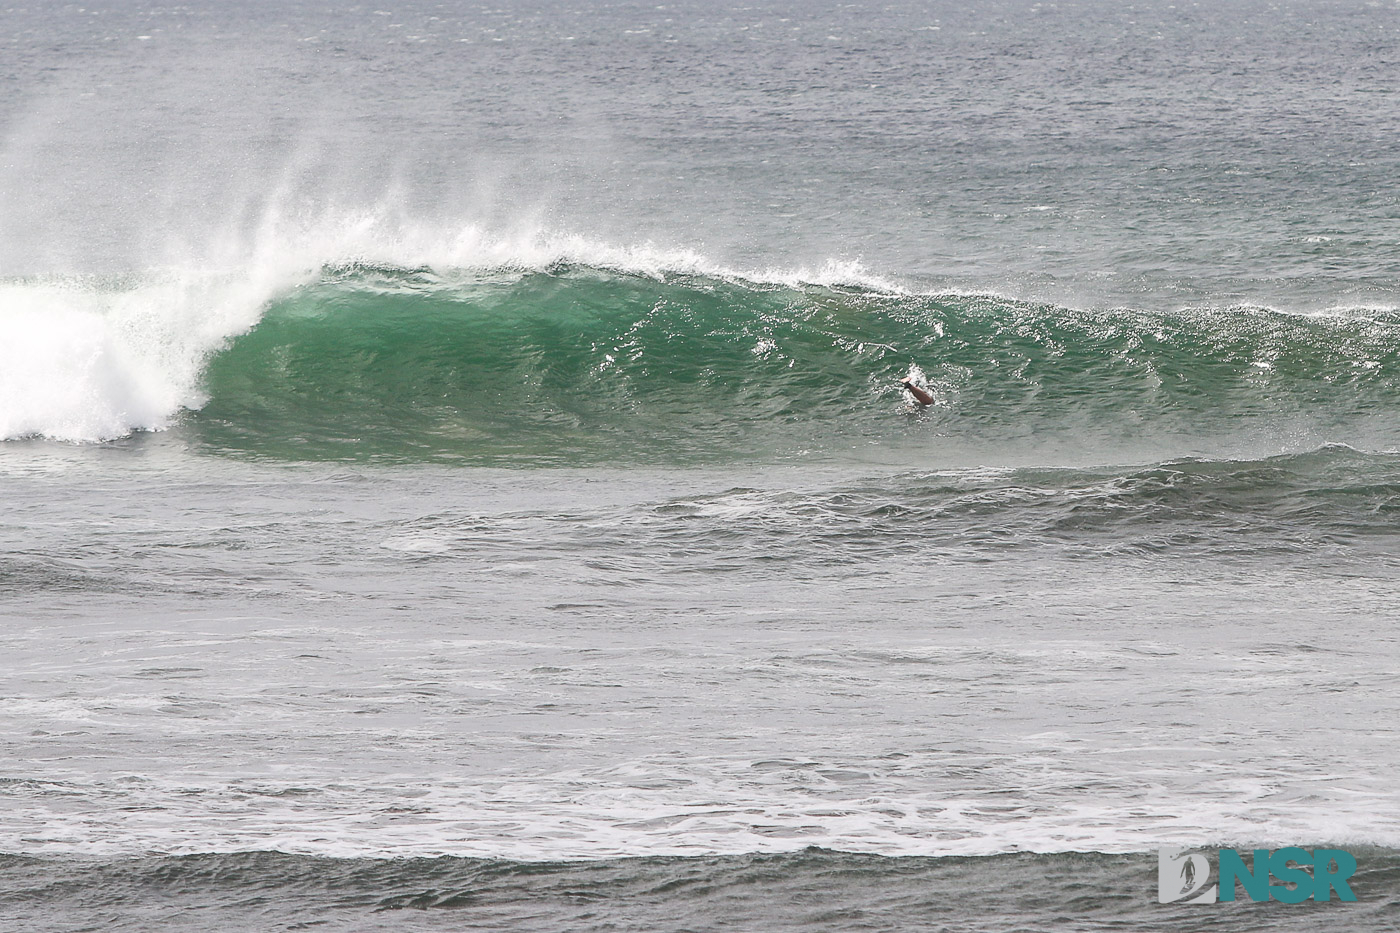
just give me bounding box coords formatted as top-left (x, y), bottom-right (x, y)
top-left (1158, 848), bottom-right (1217, 904)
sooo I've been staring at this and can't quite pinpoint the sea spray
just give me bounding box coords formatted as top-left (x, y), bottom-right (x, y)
top-left (0, 213), bottom-right (900, 446)
top-left (0, 273), bottom-right (277, 442)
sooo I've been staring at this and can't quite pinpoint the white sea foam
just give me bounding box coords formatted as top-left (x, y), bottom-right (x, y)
top-left (0, 207), bottom-right (906, 443)
top-left (3, 760), bottom-right (1396, 861)
top-left (0, 276), bottom-right (250, 442)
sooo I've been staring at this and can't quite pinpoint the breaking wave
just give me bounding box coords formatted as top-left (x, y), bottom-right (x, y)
top-left (5, 239), bottom-right (1400, 466)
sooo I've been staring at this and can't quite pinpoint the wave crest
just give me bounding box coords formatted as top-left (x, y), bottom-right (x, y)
top-left (7, 250), bottom-right (1400, 462)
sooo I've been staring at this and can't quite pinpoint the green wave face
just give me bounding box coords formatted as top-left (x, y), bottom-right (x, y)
top-left (192, 266), bottom-right (925, 463)
top-left (189, 265), bottom-right (1400, 464)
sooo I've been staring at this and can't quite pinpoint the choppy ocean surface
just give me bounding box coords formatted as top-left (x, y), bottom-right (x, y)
top-left (4, 0), bottom-right (1400, 929)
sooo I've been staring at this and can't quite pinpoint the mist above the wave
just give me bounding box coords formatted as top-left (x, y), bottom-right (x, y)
top-left (0, 37), bottom-right (677, 443)
top-left (0, 31), bottom-right (909, 447)
top-left (4, 0), bottom-right (1398, 446)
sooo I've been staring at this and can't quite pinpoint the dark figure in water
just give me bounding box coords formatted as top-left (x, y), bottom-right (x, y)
top-left (899, 377), bottom-right (935, 406)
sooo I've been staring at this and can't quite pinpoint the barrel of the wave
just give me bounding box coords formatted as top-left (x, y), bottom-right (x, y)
top-left (188, 263), bottom-right (935, 463)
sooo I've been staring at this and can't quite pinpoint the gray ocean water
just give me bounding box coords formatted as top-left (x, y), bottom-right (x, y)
top-left (4, 1), bottom-right (1400, 929)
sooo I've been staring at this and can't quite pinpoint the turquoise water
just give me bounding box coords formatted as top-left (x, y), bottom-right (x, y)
top-left (190, 267), bottom-right (1400, 465)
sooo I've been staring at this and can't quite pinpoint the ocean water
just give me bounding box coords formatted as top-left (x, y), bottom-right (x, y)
top-left (4, 0), bottom-right (1400, 929)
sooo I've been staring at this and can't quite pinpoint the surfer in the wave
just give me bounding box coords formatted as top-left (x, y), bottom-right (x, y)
top-left (899, 376), bottom-right (935, 406)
